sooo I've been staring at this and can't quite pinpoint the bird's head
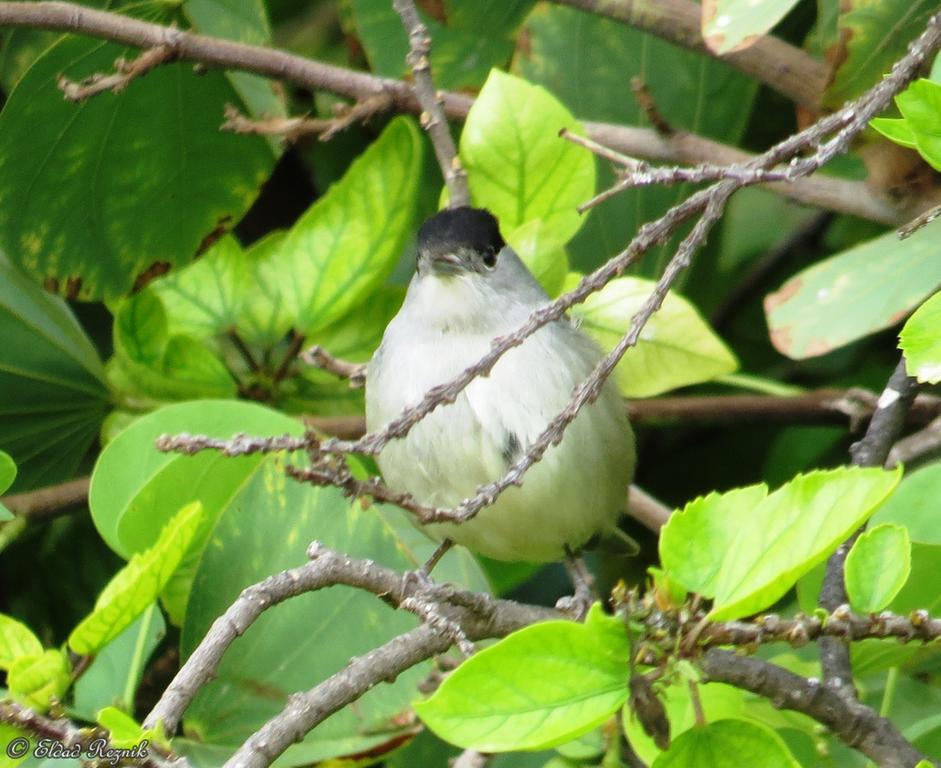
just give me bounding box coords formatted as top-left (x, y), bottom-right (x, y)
top-left (416, 206), bottom-right (506, 278)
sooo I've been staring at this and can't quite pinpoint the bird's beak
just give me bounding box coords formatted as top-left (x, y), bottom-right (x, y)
top-left (428, 252), bottom-right (464, 276)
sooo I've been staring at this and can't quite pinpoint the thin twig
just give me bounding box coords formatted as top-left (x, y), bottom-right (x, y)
top-left (301, 345), bottom-right (367, 387)
top-left (887, 413), bottom-right (941, 469)
top-left (58, 44), bottom-right (175, 100)
top-left (391, 0), bottom-right (469, 207)
top-left (221, 93), bottom-right (392, 142)
top-left (630, 76), bottom-right (673, 136)
top-left (818, 357), bottom-right (919, 697)
top-left (898, 200), bottom-right (941, 238)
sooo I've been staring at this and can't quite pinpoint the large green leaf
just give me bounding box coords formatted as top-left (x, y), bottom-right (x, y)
top-left (764, 224), bottom-right (941, 359)
top-left (68, 502), bottom-right (203, 654)
top-left (567, 274), bottom-right (737, 397)
top-left (89, 399), bottom-right (486, 764)
top-left (660, 466), bottom-right (901, 620)
top-left (0, 34), bottom-right (274, 300)
top-left (415, 605), bottom-right (628, 751)
top-left (652, 720), bottom-right (799, 768)
top-left (514, 4), bottom-right (757, 273)
top-left (900, 290), bottom-right (941, 383)
top-left (274, 116), bottom-right (421, 337)
top-left (702, 0), bottom-right (802, 54)
top-left (460, 69), bottom-right (595, 246)
top-left (825, 0), bottom-right (940, 108)
top-left (0, 259), bottom-right (108, 491)
top-left (844, 523), bottom-right (911, 613)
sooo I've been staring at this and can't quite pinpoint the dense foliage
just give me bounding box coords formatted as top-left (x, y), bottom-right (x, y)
top-left (1, 0), bottom-right (941, 766)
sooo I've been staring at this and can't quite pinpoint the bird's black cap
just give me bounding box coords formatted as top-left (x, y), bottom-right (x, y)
top-left (417, 206), bottom-right (505, 258)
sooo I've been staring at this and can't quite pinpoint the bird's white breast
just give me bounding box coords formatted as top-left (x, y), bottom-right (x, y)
top-left (366, 273), bottom-right (635, 562)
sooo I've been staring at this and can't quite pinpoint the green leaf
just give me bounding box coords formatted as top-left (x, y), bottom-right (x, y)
top-left (825, 0), bottom-right (940, 108)
top-left (514, 4), bottom-right (756, 273)
top-left (506, 220), bottom-right (569, 296)
top-left (234, 231), bottom-right (293, 348)
top-left (870, 117), bottom-right (919, 149)
top-left (652, 719), bottom-right (798, 768)
top-left (567, 274), bottom-right (738, 397)
top-left (0, 35), bottom-right (274, 300)
top-left (89, 398), bottom-right (487, 762)
top-left (414, 604), bottom-right (629, 751)
top-left (112, 292), bottom-right (237, 402)
top-left (845, 523), bottom-right (911, 612)
top-left (702, 0), bottom-right (802, 55)
top-left (896, 79), bottom-right (941, 171)
top-left (73, 604), bottom-right (165, 720)
top-left (660, 467), bottom-right (901, 620)
top-left (0, 614), bottom-right (43, 671)
top-left (461, 70), bottom-right (595, 246)
top-left (148, 235), bottom-right (249, 341)
top-left (0, 451), bottom-right (15, 495)
top-left (96, 706), bottom-right (166, 750)
top-left (68, 502), bottom-right (203, 655)
top-left (0, 258), bottom-right (108, 490)
top-left (872, 463), bottom-right (941, 544)
top-left (276, 116), bottom-right (422, 336)
top-left (0, 450), bottom-right (15, 520)
top-left (765, 224), bottom-right (941, 359)
top-left (900, 291), bottom-right (941, 383)
top-left (8, 649), bottom-right (70, 712)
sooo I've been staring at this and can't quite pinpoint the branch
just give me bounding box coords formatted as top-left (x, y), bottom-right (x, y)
top-left (300, 389), bottom-right (941, 434)
top-left (0, 477), bottom-right (90, 520)
top-left (144, 541), bottom-right (556, 734)
top-left (392, 0), bottom-right (469, 207)
top-left (548, 0), bottom-right (828, 111)
top-left (818, 356), bottom-right (919, 696)
top-left (699, 651), bottom-right (932, 768)
top-left (0, 3), bottom-right (898, 224)
top-left (888, 413), bottom-right (941, 469)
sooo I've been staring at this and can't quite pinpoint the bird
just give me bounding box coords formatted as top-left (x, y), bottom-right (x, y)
top-left (365, 206), bottom-right (635, 563)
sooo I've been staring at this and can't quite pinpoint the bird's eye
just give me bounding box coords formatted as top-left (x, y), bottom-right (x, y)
top-left (482, 250), bottom-right (497, 269)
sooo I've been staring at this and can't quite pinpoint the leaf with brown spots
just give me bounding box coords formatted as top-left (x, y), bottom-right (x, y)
top-left (825, 0), bottom-right (940, 108)
top-left (702, 0), bottom-right (802, 55)
top-left (765, 223), bottom-right (941, 359)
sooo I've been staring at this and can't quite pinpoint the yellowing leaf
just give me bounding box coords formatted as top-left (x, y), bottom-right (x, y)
top-left (0, 614), bottom-right (43, 671)
top-left (567, 274), bottom-right (737, 397)
top-left (69, 502), bottom-right (204, 654)
top-left (8, 649), bottom-right (70, 712)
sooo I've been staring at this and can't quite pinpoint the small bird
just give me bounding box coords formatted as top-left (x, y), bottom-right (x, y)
top-left (366, 206), bottom-right (635, 563)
